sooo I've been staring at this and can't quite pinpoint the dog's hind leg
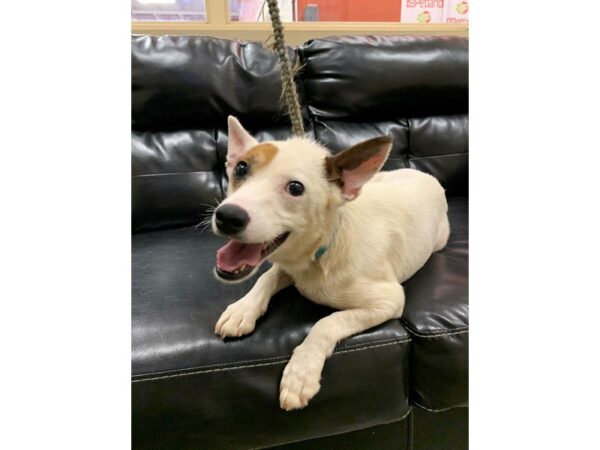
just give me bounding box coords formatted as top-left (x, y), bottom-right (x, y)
top-left (215, 265), bottom-right (292, 338)
top-left (279, 281), bottom-right (405, 411)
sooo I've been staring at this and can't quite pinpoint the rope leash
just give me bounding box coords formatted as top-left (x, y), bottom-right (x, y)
top-left (266, 0), bottom-right (305, 136)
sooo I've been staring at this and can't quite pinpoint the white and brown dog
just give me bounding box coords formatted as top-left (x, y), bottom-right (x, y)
top-left (212, 116), bottom-right (449, 411)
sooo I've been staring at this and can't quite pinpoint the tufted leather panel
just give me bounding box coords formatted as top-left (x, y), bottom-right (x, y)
top-left (312, 114), bottom-right (467, 196)
top-left (313, 118), bottom-right (410, 169)
top-left (407, 115), bottom-right (468, 196)
top-left (132, 129), bottom-right (223, 232)
top-left (299, 35), bottom-right (468, 120)
top-left (132, 229), bottom-right (410, 449)
top-left (132, 35), bottom-right (304, 131)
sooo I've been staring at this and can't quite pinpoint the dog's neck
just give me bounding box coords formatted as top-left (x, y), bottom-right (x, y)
top-left (311, 209), bottom-right (343, 262)
top-left (270, 206), bottom-right (343, 273)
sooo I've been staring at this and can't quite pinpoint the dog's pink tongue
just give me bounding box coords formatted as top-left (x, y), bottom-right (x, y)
top-left (216, 239), bottom-right (263, 272)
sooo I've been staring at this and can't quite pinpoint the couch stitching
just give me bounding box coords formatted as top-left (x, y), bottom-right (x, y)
top-left (412, 400), bottom-right (468, 413)
top-left (134, 354), bottom-right (287, 378)
top-left (408, 152), bottom-right (469, 161)
top-left (408, 329), bottom-right (468, 339)
top-left (335, 336), bottom-right (408, 351)
top-left (133, 337), bottom-right (410, 378)
top-left (132, 339), bottom-right (409, 383)
top-left (400, 320), bottom-right (469, 338)
top-left (132, 337), bottom-right (407, 379)
top-left (410, 328), bottom-right (468, 338)
top-left (132, 170), bottom-right (216, 178)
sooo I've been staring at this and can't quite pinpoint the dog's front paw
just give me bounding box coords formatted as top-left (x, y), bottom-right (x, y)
top-left (279, 347), bottom-right (323, 411)
top-left (214, 299), bottom-right (261, 338)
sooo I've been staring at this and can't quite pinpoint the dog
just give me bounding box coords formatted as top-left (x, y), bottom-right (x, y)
top-left (212, 116), bottom-right (450, 411)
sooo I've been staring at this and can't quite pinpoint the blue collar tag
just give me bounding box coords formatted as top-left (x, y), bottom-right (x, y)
top-left (314, 245), bottom-right (328, 261)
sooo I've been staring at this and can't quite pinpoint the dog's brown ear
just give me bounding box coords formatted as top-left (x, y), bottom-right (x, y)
top-left (325, 136), bottom-right (392, 200)
top-left (227, 116), bottom-right (258, 169)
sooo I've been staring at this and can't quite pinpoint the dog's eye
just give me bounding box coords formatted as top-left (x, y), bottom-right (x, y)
top-left (287, 180), bottom-right (305, 197)
top-left (234, 161), bottom-right (249, 179)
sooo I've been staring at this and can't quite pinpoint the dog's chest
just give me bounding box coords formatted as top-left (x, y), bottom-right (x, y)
top-left (285, 265), bottom-right (329, 304)
top-left (290, 269), bottom-right (360, 310)
top-left (294, 280), bottom-right (328, 306)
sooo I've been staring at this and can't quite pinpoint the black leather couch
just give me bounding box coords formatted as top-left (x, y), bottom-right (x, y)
top-left (132, 34), bottom-right (468, 450)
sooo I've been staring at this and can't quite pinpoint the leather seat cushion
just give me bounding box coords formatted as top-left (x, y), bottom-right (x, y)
top-left (402, 197), bottom-right (469, 410)
top-left (132, 230), bottom-right (411, 450)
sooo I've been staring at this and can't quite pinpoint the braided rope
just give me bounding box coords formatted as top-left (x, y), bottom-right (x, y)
top-left (266, 0), bottom-right (305, 136)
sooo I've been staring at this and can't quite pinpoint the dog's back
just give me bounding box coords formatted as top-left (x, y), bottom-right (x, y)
top-left (345, 168), bottom-right (449, 283)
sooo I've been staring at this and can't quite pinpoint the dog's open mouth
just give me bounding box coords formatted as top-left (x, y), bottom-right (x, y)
top-left (215, 232), bottom-right (290, 281)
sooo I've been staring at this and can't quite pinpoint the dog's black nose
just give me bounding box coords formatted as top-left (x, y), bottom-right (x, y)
top-left (215, 204), bottom-right (250, 235)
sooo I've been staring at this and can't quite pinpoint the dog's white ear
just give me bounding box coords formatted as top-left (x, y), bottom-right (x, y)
top-left (227, 116), bottom-right (258, 168)
top-left (325, 136), bottom-right (392, 201)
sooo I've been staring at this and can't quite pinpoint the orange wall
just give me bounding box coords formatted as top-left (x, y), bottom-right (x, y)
top-left (297, 0), bottom-right (401, 22)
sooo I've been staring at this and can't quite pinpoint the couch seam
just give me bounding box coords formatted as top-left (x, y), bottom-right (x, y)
top-left (213, 126), bottom-right (225, 199)
top-left (132, 170), bottom-right (215, 178)
top-left (297, 42), bottom-right (318, 140)
top-left (407, 407), bottom-right (414, 450)
top-left (412, 400), bottom-right (468, 413)
top-left (132, 339), bottom-right (410, 383)
top-left (409, 152), bottom-right (468, 161)
top-left (400, 320), bottom-right (469, 338)
top-left (410, 328), bottom-right (468, 338)
top-left (248, 406), bottom-right (413, 450)
top-left (404, 117), bottom-right (412, 166)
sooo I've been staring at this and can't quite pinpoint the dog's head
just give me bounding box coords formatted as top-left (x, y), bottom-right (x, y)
top-left (212, 116), bottom-right (392, 283)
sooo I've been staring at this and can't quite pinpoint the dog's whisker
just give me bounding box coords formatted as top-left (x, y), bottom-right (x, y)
top-left (193, 214), bottom-right (214, 232)
top-left (198, 203), bottom-right (218, 212)
top-left (194, 199), bottom-right (221, 231)
top-left (193, 222), bottom-right (212, 234)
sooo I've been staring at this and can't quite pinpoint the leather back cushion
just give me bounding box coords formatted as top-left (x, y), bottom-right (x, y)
top-left (132, 130), bottom-right (223, 232)
top-left (300, 36), bottom-right (468, 120)
top-left (132, 35), bottom-right (303, 131)
top-left (302, 36), bottom-right (468, 197)
top-left (132, 35), bottom-right (468, 232)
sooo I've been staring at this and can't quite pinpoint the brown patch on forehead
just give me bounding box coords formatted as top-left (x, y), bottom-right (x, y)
top-left (245, 143), bottom-right (278, 170)
top-left (229, 143), bottom-right (278, 191)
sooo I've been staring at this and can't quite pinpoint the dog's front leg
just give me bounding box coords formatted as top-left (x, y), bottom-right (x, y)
top-left (215, 265), bottom-right (292, 338)
top-left (279, 282), bottom-right (405, 411)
